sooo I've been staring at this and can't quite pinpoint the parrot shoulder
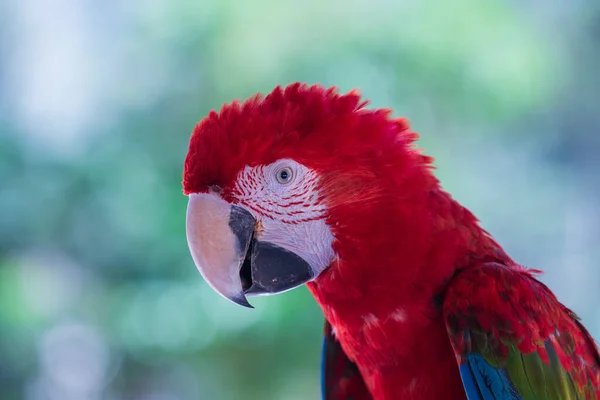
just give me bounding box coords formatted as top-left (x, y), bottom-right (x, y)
top-left (443, 262), bottom-right (600, 399)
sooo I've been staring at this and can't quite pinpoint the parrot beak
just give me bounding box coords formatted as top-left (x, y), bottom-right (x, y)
top-left (186, 193), bottom-right (314, 308)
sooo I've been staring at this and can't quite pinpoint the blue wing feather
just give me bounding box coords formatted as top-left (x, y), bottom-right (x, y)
top-left (445, 263), bottom-right (600, 400)
top-left (459, 354), bottom-right (523, 400)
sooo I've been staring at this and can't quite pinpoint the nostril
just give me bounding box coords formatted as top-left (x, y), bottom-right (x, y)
top-left (209, 184), bottom-right (223, 194)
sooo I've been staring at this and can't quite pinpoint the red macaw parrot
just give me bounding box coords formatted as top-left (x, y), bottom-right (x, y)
top-left (182, 83), bottom-right (600, 399)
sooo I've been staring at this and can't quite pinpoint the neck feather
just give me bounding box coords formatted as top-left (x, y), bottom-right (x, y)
top-left (307, 187), bottom-right (510, 367)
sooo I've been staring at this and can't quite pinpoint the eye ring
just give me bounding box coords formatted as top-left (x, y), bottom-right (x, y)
top-left (275, 166), bottom-right (294, 184)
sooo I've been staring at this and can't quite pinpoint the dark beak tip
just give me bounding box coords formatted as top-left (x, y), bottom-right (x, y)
top-left (231, 295), bottom-right (254, 309)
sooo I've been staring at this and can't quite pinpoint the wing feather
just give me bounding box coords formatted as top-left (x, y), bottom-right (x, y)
top-left (443, 263), bottom-right (600, 400)
top-left (321, 320), bottom-right (372, 400)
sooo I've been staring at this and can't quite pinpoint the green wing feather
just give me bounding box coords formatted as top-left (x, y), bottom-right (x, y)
top-left (444, 262), bottom-right (600, 400)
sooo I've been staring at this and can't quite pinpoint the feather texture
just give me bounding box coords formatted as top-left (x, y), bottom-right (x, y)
top-left (444, 263), bottom-right (600, 400)
top-left (182, 83), bottom-right (600, 399)
top-left (322, 320), bottom-right (372, 399)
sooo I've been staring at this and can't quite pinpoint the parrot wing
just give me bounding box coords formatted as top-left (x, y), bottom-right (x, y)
top-left (443, 262), bottom-right (600, 400)
top-left (321, 319), bottom-right (372, 400)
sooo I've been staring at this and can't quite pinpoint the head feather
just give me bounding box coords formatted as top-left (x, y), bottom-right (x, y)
top-left (183, 82), bottom-right (433, 199)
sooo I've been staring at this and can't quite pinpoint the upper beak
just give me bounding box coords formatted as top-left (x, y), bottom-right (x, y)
top-left (185, 193), bottom-right (314, 308)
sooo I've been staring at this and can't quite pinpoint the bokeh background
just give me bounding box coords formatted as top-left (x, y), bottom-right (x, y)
top-left (1, 0), bottom-right (600, 399)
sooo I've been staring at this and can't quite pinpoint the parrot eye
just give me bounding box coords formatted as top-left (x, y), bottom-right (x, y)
top-left (275, 167), bottom-right (294, 184)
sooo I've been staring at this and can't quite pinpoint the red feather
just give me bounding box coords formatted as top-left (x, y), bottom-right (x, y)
top-left (322, 321), bottom-right (372, 399)
top-left (183, 83), bottom-right (600, 399)
top-left (444, 263), bottom-right (600, 397)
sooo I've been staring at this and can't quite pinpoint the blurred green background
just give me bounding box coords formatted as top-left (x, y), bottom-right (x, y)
top-left (1, 0), bottom-right (600, 399)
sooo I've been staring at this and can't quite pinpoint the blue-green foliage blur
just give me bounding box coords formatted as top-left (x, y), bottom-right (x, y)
top-left (1, 0), bottom-right (599, 399)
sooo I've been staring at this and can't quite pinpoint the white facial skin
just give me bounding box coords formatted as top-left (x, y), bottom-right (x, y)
top-left (231, 158), bottom-right (336, 278)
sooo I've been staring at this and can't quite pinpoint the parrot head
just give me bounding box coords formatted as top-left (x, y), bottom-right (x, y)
top-left (183, 83), bottom-right (438, 308)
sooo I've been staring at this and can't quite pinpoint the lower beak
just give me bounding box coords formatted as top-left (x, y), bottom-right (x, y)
top-left (185, 193), bottom-right (314, 307)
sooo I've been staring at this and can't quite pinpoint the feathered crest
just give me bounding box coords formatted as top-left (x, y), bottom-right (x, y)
top-left (183, 82), bottom-right (431, 196)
